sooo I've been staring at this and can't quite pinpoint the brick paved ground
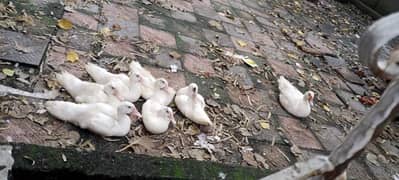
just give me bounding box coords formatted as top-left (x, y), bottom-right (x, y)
top-left (0, 0), bottom-right (398, 179)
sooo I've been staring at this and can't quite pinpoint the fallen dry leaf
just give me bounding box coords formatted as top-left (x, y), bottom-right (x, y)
top-left (312, 74), bottom-right (321, 81)
top-left (236, 40), bottom-right (247, 47)
top-left (2, 68), bottom-right (14, 76)
top-left (322, 104), bottom-right (331, 112)
top-left (259, 121), bottom-right (270, 129)
top-left (169, 51), bottom-right (181, 59)
top-left (208, 20), bottom-right (223, 31)
top-left (111, 24), bottom-right (122, 31)
top-left (66, 50), bottom-right (79, 63)
top-left (242, 57), bottom-right (258, 68)
top-left (359, 96), bottom-right (378, 106)
top-left (57, 19), bottom-right (73, 30)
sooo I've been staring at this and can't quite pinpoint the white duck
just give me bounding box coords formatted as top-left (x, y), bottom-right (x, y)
top-left (175, 83), bottom-right (212, 126)
top-left (45, 101), bottom-right (141, 137)
top-left (277, 76), bottom-right (315, 118)
top-left (142, 99), bottom-right (176, 134)
top-left (85, 62), bottom-right (130, 85)
top-left (148, 78), bottom-right (176, 105)
top-left (56, 71), bottom-right (122, 105)
top-left (122, 72), bottom-right (142, 102)
top-left (129, 61), bottom-right (156, 82)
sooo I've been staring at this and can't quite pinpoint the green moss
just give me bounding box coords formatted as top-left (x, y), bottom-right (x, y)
top-left (9, 143), bottom-right (270, 179)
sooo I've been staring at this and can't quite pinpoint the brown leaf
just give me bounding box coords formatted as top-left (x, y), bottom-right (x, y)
top-left (169, 51), bottom-right (181, 59)
top-left (359, 96), bottom-right (378, 106)
top-left (111, 24), bottom-right (122, 31)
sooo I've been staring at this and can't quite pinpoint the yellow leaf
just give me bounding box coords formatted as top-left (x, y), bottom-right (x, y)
top-left (281, 28), bottom-right (289, 33)
top-left (236, 40), bottom-right (247, 47)
top-left (295, 40), bottom-right (305, 47)
top-left (297, 30), bottom-right (304, 36)
top-left (296, 69), bottom-right (305, 76)
top-left (66, 50), bottom-right (79, 63)
top-left (57, 19), bottom-right (73, 30)
top-left (260, 121), bottom-right (270, 129)
top-left (287, 53), bottom-right (299, 59)
top-left (242, 57), bottom-right (258, 68)
top-left (312, 74), bottom-right (321, 81)
top-left (322, 104), bottom-right (330, 112)
top-left (100, 27), bottom-right (111, 37)
top-left (2, 68), bottom-right (14, 76)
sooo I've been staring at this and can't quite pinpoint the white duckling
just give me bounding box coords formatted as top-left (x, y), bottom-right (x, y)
top-left (148, 78), bottom-right (176, 105)
top-left (175, 83), bottom-right (212, 126)
top-left (85, 62), bottom-right (130, 85)
top-left (45, 101), bottom-right (141, 137)
top-left (56, 71), bottom-right (122, 105)
top-left (129, 61), bottom-right (156, 82)
top-left (122, 72), bottom-right (142, 102)
top-left (277, 76), bottom-right (315, 118)
top-left (142, 99), bottom-right (176, 134)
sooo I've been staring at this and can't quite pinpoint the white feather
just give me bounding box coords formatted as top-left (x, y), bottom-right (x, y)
top-left (45, 101), bottom-right (136, 137)
top-left (85, 62), bottom-right (130, 85)
top-left (56, 71), bottom-right (119, 105)
top-left (175, 83), bottom-right (212, 126)
top-left (278, 76), bottom-right (313, 118)
top-left (142, 99), bottom-right (175, 134)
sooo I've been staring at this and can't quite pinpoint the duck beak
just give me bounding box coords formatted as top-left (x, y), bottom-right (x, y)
top-left (130, 108), bottom-right (142, 120)
top-left (308, 94), bottom-right (314, 107)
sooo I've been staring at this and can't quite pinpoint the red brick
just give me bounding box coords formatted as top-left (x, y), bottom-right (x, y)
top-left (178, 35), bottom-right (207, 56)
top-left (171, 11), bottom-right (197, 23)
top-left (46, 46), bottom-right (89, 78)
top-left (101, 3), bottom-right (139, 40)
top-left (203, 29), bottom-right (234, 47)
top-left (267, 59), bottom-right (298, 78)
top-left (251, 32), bottom-right (276, 47)
top-left (183, 54), bottom-right (215, 76)
top-left (140, 25), bottom-right (176, 48)
top-left (145, 66), bottom-right (187, 90)
top-left (63, 11), bottom-right (98, 31)
top-left (194, 6), bottom-right (220, 20)
top-left (243, 21), bottom-right (262, 33)
top-left (165, 0), bottom-right (194, 12)
top-left (231, 36), bottom-right (260, 54)
top-left (218, 13), bottom-right (243, 27)
top-left (319, 72), bottom-right (351, 91)
top-left (103, 40), bottom-right (137, 58)
top-left (279, 116), bottom-right (323, 150)
top-left (192, 0), bottom-right (212, 8)
top-left (223, 22), bottom-right (252, 41)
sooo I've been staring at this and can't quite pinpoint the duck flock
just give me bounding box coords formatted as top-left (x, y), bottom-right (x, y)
top-left (45, 61), bottom-right (314, 137)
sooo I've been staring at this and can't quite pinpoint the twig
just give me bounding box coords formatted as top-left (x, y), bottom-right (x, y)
top-left (276, 147), bottom-right (291, 162)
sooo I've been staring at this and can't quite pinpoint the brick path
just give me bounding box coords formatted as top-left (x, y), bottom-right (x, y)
top-left (0, 0), bottom-right (398, 179)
